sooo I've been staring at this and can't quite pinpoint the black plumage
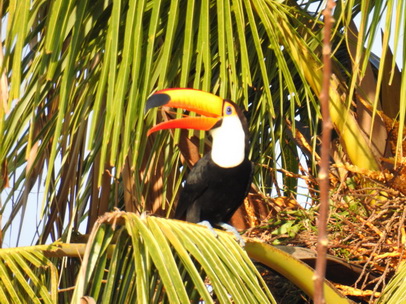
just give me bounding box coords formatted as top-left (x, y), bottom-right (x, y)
top-left (175, 153), bottom-right (253, 224)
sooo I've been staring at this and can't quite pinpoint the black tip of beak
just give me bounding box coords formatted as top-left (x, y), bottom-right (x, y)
top-left (145, 93), bottom-right (171, 114)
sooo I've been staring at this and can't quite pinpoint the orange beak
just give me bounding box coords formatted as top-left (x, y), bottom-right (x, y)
top-left (145, 88), bottom-right (224, 136)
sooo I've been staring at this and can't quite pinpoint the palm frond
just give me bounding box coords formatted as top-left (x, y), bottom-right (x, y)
top-left (1, 0), bottom-right (406, 302)
top-left (0, 244), bottom-right (58, 303)
top-left (378, 261), bottom-right (406, 304)
top-left (0, 213), bottom-right (354, 303)
top-left (72, 213), bottom-right (276, 303)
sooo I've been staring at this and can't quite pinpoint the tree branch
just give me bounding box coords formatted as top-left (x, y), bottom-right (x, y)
top-left (314, 0), bottom-right (335, 303)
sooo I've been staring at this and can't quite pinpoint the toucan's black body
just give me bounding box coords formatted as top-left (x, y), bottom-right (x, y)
top-left (175, 153), bottom-right (253, 224)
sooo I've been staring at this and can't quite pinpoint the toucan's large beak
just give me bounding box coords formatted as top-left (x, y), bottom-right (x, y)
top-left (146, 88), bottom-right (224, 136)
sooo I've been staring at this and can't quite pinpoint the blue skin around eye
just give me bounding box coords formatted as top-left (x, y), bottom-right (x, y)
top-left (226, 106), bottom-right (232, 115)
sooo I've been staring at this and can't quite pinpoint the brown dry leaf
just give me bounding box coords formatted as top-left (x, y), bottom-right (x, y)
top-left (231, 188), bottom-right (274, 230)
top-left (100, 209), bottom-right (126, 229)
top-left (0, 42), bottom-right (9, 113)
top-left (231, 192), bottom-right (302, 230)
top-left (388, 160), bottom-right (406, 195)
top-left (334, 284), bottom-right (381, 299)
top-left (121, 156), bottom-right (136, 212)
top-left (347, 21), bottom-right (389, 158)
top-left (177, 130), bottom-right (209, 169)
top-left (272, 196), bottom-right (302, 212)
top-left (337, 162), bottom-right (393, 182)
top-left (379, 33), bottom-right (402, 119)
top-left (374, 251), bottom-right (405, 260)
top-left (86, 151), bottom-right (113, 233)
top-left (139, 136), bottom-right (165, 214)
top-left (1, 160), bottom-right (8, 190)
top-left (285, 119), bottom-right (320, 161)
top-left (138, 108), bottom-right (187, 217)
top-left (358, 95), bottom-right (406, 158)
top-left (356, 215), bottom-right (384, 238)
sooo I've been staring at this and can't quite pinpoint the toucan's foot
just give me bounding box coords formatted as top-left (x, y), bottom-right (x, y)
top-left (218, 222), bottom-right (245, 247)
top-left (197, 220), bottom-right (218, 238)
top-left (197, 221), bottom-right (245, 247)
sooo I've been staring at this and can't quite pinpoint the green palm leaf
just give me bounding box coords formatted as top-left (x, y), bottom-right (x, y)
top-left (72, 213), bottom-right (276, 303)
top-left (1, 0), bottom-right (405, 302)
top-left (0, 245), bottom-right (58, 303)
top-left (378, 261), bottom-right (406, 304)
top-left (0, 214), bottom-right (352, 303)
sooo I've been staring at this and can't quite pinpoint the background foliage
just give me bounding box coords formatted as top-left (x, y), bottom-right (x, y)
top-left (0, 0), bottom-right (405, 303)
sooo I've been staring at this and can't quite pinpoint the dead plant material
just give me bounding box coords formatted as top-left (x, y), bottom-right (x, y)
top-left (99, 208), bottom-right (127, 229)
top-left (247, 173), bottom-right (405, 303)
top-left (336, 160), bottom-right (406, 196)
top-left (325, 183), bottom-right (405, 303)
top-left (334, 284), bottom-right (381, 300)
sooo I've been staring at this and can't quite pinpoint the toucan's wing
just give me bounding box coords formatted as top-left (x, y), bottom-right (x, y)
top-left (174, 154), bottom-right (211, 222)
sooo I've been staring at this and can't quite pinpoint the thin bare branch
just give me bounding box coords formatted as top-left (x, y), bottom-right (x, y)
top-left (314, 0), bottom-right (335, 303)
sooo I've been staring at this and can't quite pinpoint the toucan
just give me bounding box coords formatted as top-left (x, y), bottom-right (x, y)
top-left (146, 88), bottom-right (253, 244)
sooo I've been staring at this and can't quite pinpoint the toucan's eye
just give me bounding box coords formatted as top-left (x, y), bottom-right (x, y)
top-left (225, 106), bottom-right (233, 115)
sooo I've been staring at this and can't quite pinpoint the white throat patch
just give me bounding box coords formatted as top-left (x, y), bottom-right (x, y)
top-left (210, 115), bottom-right (246, 168)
